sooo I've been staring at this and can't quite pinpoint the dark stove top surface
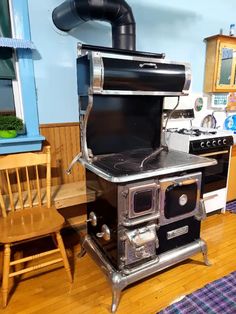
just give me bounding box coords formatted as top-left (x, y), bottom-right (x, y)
top-left (91, 148), bottom-right (213, 179)
top-left (93, 148), bottom-right (158, 176)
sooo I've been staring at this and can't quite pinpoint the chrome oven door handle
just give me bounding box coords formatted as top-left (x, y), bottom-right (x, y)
top-left (139, 63), bottom-right (157, 69)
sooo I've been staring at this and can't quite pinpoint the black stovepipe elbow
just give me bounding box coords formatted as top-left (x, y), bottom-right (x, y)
top-left (52, 0), bottom-right (136, 50)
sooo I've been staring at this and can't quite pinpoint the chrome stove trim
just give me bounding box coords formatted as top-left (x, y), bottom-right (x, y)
top-left (83, 235), bottom-right (210, 313)
top-left (80, 95), bottom-right (94, 161)
top-left (89, 52), bottom-right (104, 93)
top-left (90, 90), bottom-right (188, 96)
top-left (122, 213), bottom-right (160, 227)
top-left (167, 225), bottom-right (189, 240)
top-left (77, 154), bottom-right (217, 183)
top-left (82, 50), bottom-right (190, 66)
top-left (183, 63), bottom-right (191, 94)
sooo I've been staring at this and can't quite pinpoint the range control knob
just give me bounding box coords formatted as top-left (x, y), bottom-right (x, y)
top-left (212, 140), bottom-right (217, 146)
top-left (223, 138), bottom-right (227, 145)
top-left (200, 141), bottom-right (205, 148)
top-left (218, 139), bottom-right (222, 145)
top-left (86, 211), bottom-right (97, 227)
top-left (206, 141), bottom-right (211, 147)
top-left (96, 224), bottom-right (111, 241)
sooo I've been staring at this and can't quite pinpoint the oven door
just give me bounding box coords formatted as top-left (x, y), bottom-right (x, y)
top-left (199, 149), bottom-right (230, 193)
top-left (159, 172), bottom-right (202, 225)
top-left (119, 180), bottom-right (159, 222)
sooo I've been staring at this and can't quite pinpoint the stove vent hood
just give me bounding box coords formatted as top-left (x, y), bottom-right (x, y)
top-left (52, 0), bottom-right (136, 51)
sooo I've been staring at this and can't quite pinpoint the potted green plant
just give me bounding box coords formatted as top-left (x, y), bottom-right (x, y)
top-left (0, 115), bottom-right (24, 138)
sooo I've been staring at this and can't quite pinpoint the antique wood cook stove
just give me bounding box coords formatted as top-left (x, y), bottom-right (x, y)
top-left (65, 43), bottom-right (217, 312)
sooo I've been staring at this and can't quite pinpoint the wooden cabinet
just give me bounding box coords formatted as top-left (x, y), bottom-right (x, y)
top-left (204, 35), bottom-right (236, 93)
top-left (227, 145), bottom-right (236, 202)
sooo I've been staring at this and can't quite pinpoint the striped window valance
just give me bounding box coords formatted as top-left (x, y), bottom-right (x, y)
top-left (0, 37), bottom-right (35, 49)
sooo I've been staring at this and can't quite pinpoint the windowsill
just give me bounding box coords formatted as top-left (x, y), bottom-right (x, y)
top-left (0, 134), bottom-right (45, 154)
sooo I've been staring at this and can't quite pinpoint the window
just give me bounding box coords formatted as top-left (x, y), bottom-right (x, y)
top-left (0, 0), bottom-right (22, 119)
top-left (0, 0), bottom-right (44, 154)
top-left (0, 79), bottom-right (15, 115)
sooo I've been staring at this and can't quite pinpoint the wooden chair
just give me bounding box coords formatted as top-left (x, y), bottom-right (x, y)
top-left (0, 146), bottom-right (72, 307)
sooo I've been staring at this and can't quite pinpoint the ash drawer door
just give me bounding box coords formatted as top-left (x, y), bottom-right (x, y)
top-left (102, 58), bottom-right (187, 92)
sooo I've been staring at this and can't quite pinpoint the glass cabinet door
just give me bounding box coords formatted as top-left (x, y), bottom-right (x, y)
top-left (217, 44), bottom-right (236, 89)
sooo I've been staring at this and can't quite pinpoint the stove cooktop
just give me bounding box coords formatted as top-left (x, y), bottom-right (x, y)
top-left (166, 127), bottom-right (227, 140)
top-left (168, 128), bottom-right (217, 137)
top-left (80, 148), bottom-right (217, 182)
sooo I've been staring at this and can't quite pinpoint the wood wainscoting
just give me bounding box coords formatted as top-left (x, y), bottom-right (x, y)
top-left (40, 123), bottom-right (87, 227)
top-left (0, 123), bottom-right (85, 191)
top-left (40, 122), bottom-right (85, 186)
top-left (0, 123), bottom-right (87, 226)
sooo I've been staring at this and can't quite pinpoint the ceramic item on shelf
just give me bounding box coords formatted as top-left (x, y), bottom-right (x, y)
top-left (224, 115), bottom-right (236, 130)
top-left (201, 113), bottom-right (217, 129)
top-left (194, 97), bottom-right (204, 112)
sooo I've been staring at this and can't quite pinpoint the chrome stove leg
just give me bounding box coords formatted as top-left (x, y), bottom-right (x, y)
top-left (110, 272), bottom-right (126, 313)
top-left (111, 286), bottom-right (122, 313)
top-left (200, 239), bottom-right (211, 266)
top-left (77, 246), bottom-right (86, 258)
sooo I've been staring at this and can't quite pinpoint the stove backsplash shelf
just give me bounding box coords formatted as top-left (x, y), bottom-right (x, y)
top-left (77, 44), bottom-right (192, 161)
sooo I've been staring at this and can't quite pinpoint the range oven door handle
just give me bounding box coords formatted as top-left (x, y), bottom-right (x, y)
top-left (166, 178), bottom-right (197, 192)
top-left (199, 150), bottom-right (229, 157)
top-left (179, 178), bottom-right (198, 186)
top-left (139, 62), bottom-right (158, 69)
top-left (203, 194), bottom-right (218, 201)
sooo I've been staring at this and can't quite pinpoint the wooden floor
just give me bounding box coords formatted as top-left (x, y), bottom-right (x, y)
top-left (0, 212), bottom-right (236, 314)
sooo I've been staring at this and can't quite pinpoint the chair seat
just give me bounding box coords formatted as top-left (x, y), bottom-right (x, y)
top-left (0, 206), bottom-right (65, 243)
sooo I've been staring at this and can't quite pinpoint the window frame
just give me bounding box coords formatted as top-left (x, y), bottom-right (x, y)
top-left (8, 0), bottom-right (24, 120)
top-left (0, 0), bottom-right (44, 155)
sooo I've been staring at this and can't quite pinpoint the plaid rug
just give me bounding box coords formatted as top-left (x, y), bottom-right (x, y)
top-left (226, 201), bottom-right (236, 213)
top-left (158, 271), bottom-right (236, 314)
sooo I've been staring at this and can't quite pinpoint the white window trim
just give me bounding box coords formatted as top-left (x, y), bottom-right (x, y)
top-left (8, 0), bottom-right (24, 120)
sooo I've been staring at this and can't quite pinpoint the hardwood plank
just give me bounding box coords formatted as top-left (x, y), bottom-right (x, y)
top-left (1, 212), bottom-right (236, 313)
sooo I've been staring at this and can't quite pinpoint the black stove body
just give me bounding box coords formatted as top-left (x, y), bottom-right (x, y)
top-left (87, 169), bottom-right (203, 271)
top-left (52, 1), bottom-right (216, 312)
top-left (73, 44), bottom-right (216, 312)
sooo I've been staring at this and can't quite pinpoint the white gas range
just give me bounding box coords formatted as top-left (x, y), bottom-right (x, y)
top-left (165, 127), bottom-right (234, 214)
top-left (165, 127), bottom-right (233, 153)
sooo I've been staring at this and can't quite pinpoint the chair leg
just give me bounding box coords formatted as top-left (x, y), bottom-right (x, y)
top-left (2, 244), bottom-right (11, 308)
top-left (55, 232), bottom-right (73, 283)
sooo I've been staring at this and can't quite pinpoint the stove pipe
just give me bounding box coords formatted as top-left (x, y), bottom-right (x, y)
top-left (52, 0), bottom-right (136, 50)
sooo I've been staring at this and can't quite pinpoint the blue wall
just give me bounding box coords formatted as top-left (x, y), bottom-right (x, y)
top-left (28, 0), bottom-right (236, 123)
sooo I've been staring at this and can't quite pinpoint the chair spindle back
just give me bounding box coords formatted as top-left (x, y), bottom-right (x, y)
top-left (0, 146), bottom-right (51, 218)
